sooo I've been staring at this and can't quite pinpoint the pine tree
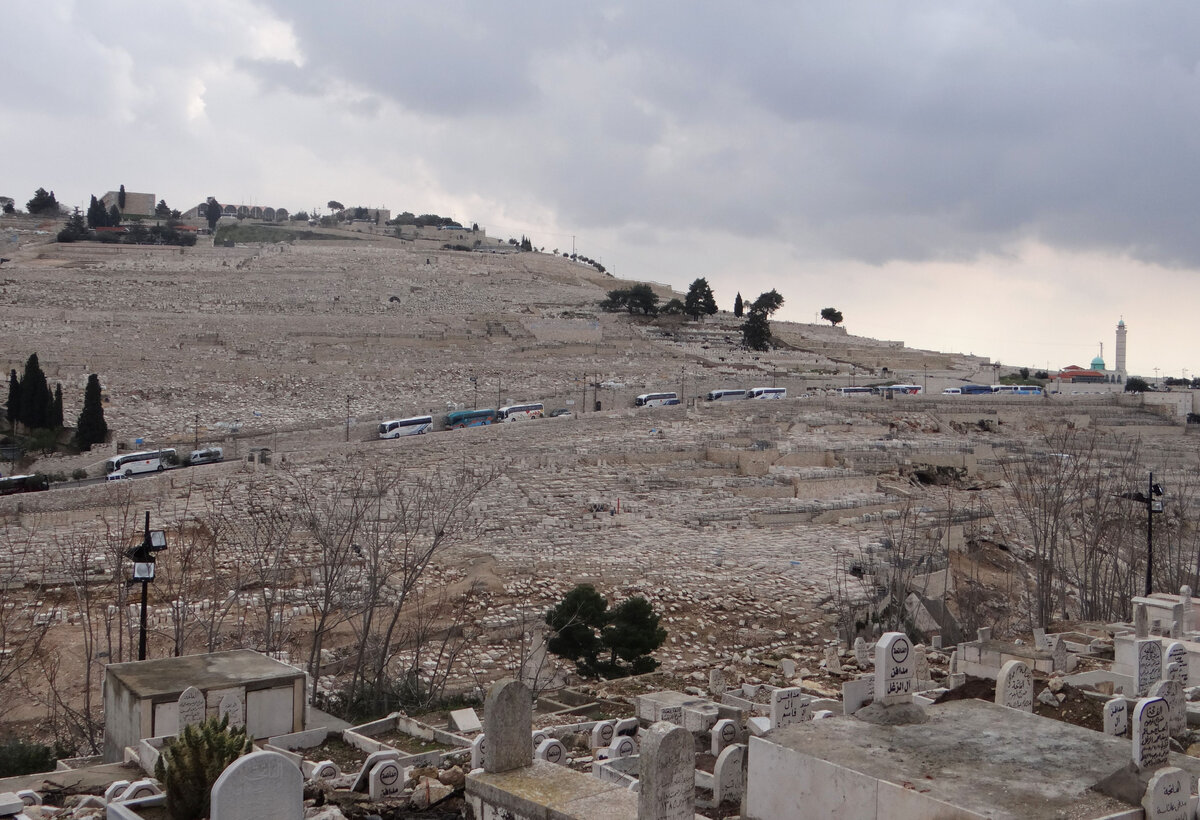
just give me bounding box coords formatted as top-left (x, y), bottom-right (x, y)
top-left (87, 195), bottom-right (106, 229)
top-left (73, 374), bottom-right (108, 451)
top-left (684, 278), bottom-right (718, 321)
top-left (206, 198), bottom-right (221, 231)
top-left (5, 369), bottom-right (19, 429)
top-left (18, 354), bottom-right (50, 429)
top-left (733, 292), bottom-right (743, 318)
top-left (108, 204), bottom-right (122, 226)
top-left (50, 383), bottom-right (63, 429)
top-left (741, 308), bottom-right (772, 351)
top-left (118, 184), bottom-right (126, 210)
top-left (26, 188), bottom-right (59, 215)
top-left (154, 716), bottom-right (252, 820)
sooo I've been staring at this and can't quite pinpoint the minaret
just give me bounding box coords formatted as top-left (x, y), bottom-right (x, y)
top-left (1115, 318), bottom-right (1127, 379)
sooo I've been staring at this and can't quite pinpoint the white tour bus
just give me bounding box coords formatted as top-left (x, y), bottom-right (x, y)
top-left (746, 387), bottom-right (787, 399)
top-left (883, 384), bottom-right (923, 395)
top-left (378, 415), bottom-right (434, 439)
top-left (104, 448), bottom-right (177, 477)
top-left (706, 389), bottom-right (747, 401)
top-left (498, 402), bottom-right (545, 421)
top-left (837, 387), bottom-right (874, 396)
top-left (635, 392), bottom-right (679, 407)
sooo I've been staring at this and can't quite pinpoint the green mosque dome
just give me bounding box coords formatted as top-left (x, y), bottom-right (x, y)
top-left (1091, 354), bottom-right (1106, 370)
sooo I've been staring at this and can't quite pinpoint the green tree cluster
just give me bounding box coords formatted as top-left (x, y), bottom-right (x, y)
top-left (820, 307), bottom-right (844, 326)
top-left (390, 212), bottom-right (460, 228)
top-left (741, 289), bottom-right (785, 351)
top-left (6, 354), bottom-right (60, 431)
top-left (154, 716), bottom-right (252, 820)
top-left (56, 208), bottom-right (89, 242)
top-left (600, 284), bottom-right (659, 315)
top-left (1125, 376), bottom-right (1150, 393)
top-left (73, 374), bottom-right (108, 451)
top-left (545, 584), bottom-right (667, 678)
top-left (26, 188), bottom-right (60, 216)
top-left (685, 277), bottom-right (718, 320)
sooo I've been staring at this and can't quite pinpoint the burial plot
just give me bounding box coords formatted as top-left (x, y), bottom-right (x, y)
top-left (994, 660), bottom-right (1033, 712)
top-left (874, 632), bottom-right (914, 705)
top-left (638, 722), bottom-right (695, 820)
top-left (210, 750), bottom-right (303, 820)
top-left (1132, 697), bottom-right (1170, 771)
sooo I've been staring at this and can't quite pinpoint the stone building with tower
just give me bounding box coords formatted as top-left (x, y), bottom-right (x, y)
top-left (1053, 318), bottom-right (1129, 386)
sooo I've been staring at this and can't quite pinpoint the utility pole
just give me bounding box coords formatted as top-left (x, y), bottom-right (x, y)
top-left (497, 376), bottom-right (502, 410)
top-left (345, 395), bottom-right (351, 442)
top-left (923, 364), bottom-right (928, 394)
top-left (194, 412), bottom-right (199, 451)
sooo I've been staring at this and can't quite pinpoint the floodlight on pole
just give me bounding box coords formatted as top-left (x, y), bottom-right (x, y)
top-left (125, 511), bottom-right (167, 661)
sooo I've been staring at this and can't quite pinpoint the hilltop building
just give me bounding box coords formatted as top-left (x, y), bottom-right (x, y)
top-left (101, 190), bottom-right (155, 217)
top-left (1053, 320), bottom-right (1128, 385)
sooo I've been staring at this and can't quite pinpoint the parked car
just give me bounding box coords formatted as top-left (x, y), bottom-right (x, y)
top-left (106, 471), bottom-right (131, 481)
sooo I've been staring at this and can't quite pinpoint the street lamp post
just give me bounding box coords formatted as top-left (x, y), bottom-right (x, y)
top-left (126, 511), bottom-right (167, 661)
top-left (470, 376), bottom-right (478, 410)
top-left (1118, 473), bottom-right (1165, 597)
top-left (923, 364), bottom-right (928, 394)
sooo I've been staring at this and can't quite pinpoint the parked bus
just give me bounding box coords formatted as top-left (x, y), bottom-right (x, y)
top-left (746, 387), bottom-right (787, 399)
top-left (635, 392), bottom-right (679, 407)
top-left (378, 415), bottom-right (434, 438)
top-left (882, 384), bottom-right (923, 395)
top-left (498, 402), bottom-right (545, 421)
top-left (1014, 386), bottom-right (1044, 395)
top-left (705, 389), bottom-right (746, 401)
top-left (104, 449), bottom-right (177, 476)
top-left (0, 474), bottom-right (49, 495)
top-left (960, 384), bottom-right (993, 395)
top-left (444, 409), bottom-right (497, 429)
top-left (837, 387), bottom-right (874, 396)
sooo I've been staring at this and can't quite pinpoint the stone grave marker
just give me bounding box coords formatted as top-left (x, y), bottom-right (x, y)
top-left (531, 730), bottom-right (548, 750)
top-left (1142, 766), bottom-right (1191, 820)
top-left (450, 707), bottom-right (482, 733)
top-left (1150, 679), bottom-right (1187, 738)
top-left (977, 627), bottom-right (992, 642)
top-left (1050, 636), bottom-right (1068, 673)
top-left (535, 738), bottom-right (567, 765)
top-left (1032, 628), bottom-right (1047, 650)
top-left (470, 734), bottom-right (486, 770)
top-left (812, 710), bottom-right (835, 719)
top-left (177, 685), bottom-right (206, 730)
top-left (483, 678), bottom-right (532, 773)
top-left (931, 635), bottom-right (943, 650)
top-left (1167, 662), bottom-right (1186, 685)
top-left (854, 637), bottom-right (870, 668)
top-left (1166, 642), bottom-right (1189, 686)
top-left (210, 750), bottom-right (303, 820)
top-left (780, 658), bottom-right (796, 678)
top-left (120, 780), bottom-right (161, 801)
top-left (874, 632), bottom-right (914, 705)
top-left (311, 760), bottom-right (340, 780)
top-left (352, 750), bottom-right (402, 793)
top-left (638, 722), bottom-right (695, 820)
top-left (658, 705), bottom-right (683, 726)
top-left (770, 687), bottom-right (810, 729)
top-left (615, 717), bottom-right (639, 736)
top-left (369, 759), bottom-right (403, 801)
top-left (218, 693), bottom-right (244, 729)
top-left (913, 645), bottom-right (930, 685)
top-left (608, 735), bottom-right (636, 758)
top-left (1137, 639), bottom-right (1164, 696)
top-left (0, 794), bottom-right (22, 816)
top-left (1132, 697), bottom-right (1170, 770)
top-left (824, 646), bottom-right (842, 674)
top-left (17, 789), bottom-right (41, 807)
top-left (591, 721), bottom-right (615, 749)
top-left (104, 781), bottom-right (131, 803)
top-left (708, 668), bottom-right (726, 696)
top-left (741, 683), bottom-right (760, 699)
top-left (711, 719), bottom-right (738, 756)
top-left (1103, 697), bottom-right (1128, 736)
top-left (1181, 585), bottom-right (1195, 633)
top-left (712, 743), bottom-right (746, 805)
top-left (994, 660), bottom-right (1033, 712)
top-left (841, 675), bottom-right (875, 715)
top-left (1136, 603), bottom-right (1150, 639)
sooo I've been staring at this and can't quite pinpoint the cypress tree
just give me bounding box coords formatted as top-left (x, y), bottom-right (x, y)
top-left (74, 374), bottom-right (108, 451)
top-left (118, 184), bottom-right (126, 210)
top-left (18, 353), bottom-right (50, 429)
top-left (733, 292), bottom-right (743, 318)
top-left (50, 383), bottom-right (64, 429)
top-left (109, 204), bottom-right (122, 226)
top-left (5, 369), bottom-right (19, 429)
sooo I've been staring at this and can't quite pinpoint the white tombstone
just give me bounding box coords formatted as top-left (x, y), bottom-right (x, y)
top-left (450, 707), bottom-right (483, 733)
top-left (854, 637), bottom-right (870, 668)
top-left (712, 743), bottom-right (746, 805)
top-left (823, 646), bottom-right (842, 674)
top-left (780, 658), bottom-right (796, 678)
top-left (1142, 766), bottom-right (1191, 820)
top-left (841, 675), bottom-right (875, 715)
top-left (770, 687), bottom-right (810, 728)
top-left (638, 722), bottom-right (694, 820)
top-left (608, 735), bottom-right (637, 758)
top-left (1103, 697), bottom-right (1128, 736)
top-left (352, 750), bottom-right (402, 794)
top-left (119, 780), bottom-right (161, 801)
top-left (994, 660), bottom-right (1033, 712)
top-left (483, 678), bottom-right (533, 773)
top-left (1166, 642), bottom-right (1189, 686)
top-left (614, 717), bottom-right (639, 737)
top-left (210, 750), bottom-right (304, 820)
top-left (1181, 585), bottom-right (1195, 633)
top-left (812, 710), bottom-right (835, 719)
top-left (535, 738), bottom-right (568, 765)
top-left (1132, 697), bottom-right (1171, 770)
top-left (103, 781), bottom-right (131, 803)
top-left (591, 721), bottom-right (615, 749)
top-left (711, 719), bottom-right (738, 756)
top-left (1136, 638), bottom-right (1164, 696)
top-left (1150, 679), bottom-right (1187, 739)
top-left (311, 760), bottom-right (340, 780)
top-left (1136, 603), bottom-right (1150, 639)
top-left (368, 759), bottom-right (404, 801)
top-left (177, 685), bottom-right (206, 729)
top-left (470, 734), bottom-right (487, 770)
top-left (16, 790), bottom-right (41, 807)
top-left (913, 645), bottom-right (930, 683)
top-left (218, 693), bottom-right (244, 729)
top-left (531, 730), bottom-right (548, 750)
top-left (874, 632), bottom-right (914, 705)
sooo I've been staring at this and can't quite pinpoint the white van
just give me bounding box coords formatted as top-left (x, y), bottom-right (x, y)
top-left (189, 447), bottom-right (224, 465)
top-left (942, 388), bottom-right (962, 395)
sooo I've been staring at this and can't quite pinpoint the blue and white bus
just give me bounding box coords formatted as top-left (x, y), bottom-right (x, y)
top-left (705, 389), bottom-right (746, 401)
top-left (445, 409), bottom-right (497, 429)
top-left (746, 387), bottom-right (787, 399)
top-left (635, 392), bottom-right (679, 407)
top-left (378, 415), bottom-right (434, 438)
top-left (498, 402), bottom-right (544, 421)
top-left (104, 449), bottom-right (177, 476)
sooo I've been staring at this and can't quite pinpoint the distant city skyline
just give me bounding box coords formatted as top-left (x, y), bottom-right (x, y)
top-left (4, 2), bottom-right (1199, 377)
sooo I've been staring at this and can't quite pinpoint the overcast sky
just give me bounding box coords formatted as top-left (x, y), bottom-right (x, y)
top-left (5, 1), bottom-right (1199, 378)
